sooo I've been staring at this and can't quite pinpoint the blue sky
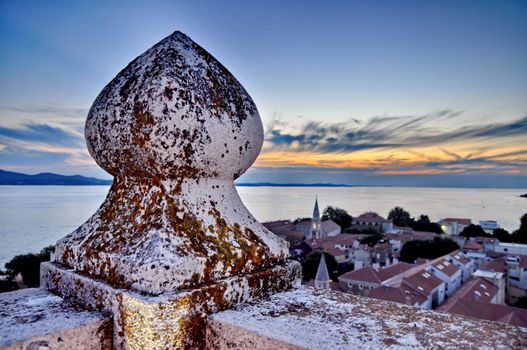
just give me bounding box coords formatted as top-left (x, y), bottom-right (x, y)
top-left (0, 1), bottom-right (526, 187)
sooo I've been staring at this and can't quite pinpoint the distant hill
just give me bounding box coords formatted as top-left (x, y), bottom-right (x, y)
top-left (0, 169), bottom-right (112, 185)
top-left (0, 170), bottom-right (354, 187)
top-left (235, 182), bottom-right (353, 187)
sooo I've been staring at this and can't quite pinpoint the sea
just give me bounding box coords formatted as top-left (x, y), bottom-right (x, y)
top-left (1, 185), bottom-right (526, 267)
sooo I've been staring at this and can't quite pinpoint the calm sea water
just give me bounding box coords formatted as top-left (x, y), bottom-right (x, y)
top-left (1, 185), bottom-right (526, 267)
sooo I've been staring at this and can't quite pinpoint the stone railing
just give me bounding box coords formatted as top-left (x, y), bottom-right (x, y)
top-left (1, 31), bottom-right (526, 349)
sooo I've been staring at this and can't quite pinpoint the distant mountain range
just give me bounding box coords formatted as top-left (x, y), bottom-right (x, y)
top-left (235, 182), bottom-right (353, 187)
top-left (0, 170), bottom-right (356, 187)
top-left (0, 170), bottom-right (112, 185)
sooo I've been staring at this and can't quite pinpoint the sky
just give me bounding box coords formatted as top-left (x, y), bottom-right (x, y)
top-left (0, 0), bottom-right (526, 187)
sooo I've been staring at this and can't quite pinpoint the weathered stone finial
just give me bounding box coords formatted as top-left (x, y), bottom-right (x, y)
top-left (53, 31), bottom-right (290, 294)
top-left (43, 31), bottom-right (300, 348)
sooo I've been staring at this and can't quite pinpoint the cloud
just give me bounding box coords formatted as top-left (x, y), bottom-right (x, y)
top-left (264, 110), bottom-right (527, 154)
top-left (0, 123), bottom-right (83, 147)
top-left (259, 110), bottom-right (527, 177)
top-left (0, 120), bottom-right (97, 174)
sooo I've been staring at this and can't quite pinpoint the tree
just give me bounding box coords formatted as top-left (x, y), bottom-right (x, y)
top-left (399, 237), bottom-right (459, 263)
top-left (344, 227), bottom-right (379, 235)
top-left (459, 224), bottom-right (487, 238)
top-left (512, 213), bottom-right (527, 244)
top-left (360, 232), bottom-right (385, 247)
top-left (4, 246), bottom-right (54, 287)
top-left (292, 217), bottom-right (310, 225)
top-left (0, 270), bottom-right (17, 293)
top-left (492, 228), bottom-right (512, 243)
top-left (513, 296), bottom-right (527, 310)
top-left (322, 206), bottom-right (352, 231)
top-left (387, 207), bottom-right (413, 227)
top-left (411, 215), bottom-right (443, 234)
top-left (302, 251), bottom-right (338, 281)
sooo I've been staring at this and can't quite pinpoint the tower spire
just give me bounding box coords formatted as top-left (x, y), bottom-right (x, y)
top-left (311, 196), bottom-right (322, 239)
top-left (314, 254), bottom-right (330, 290)
top-left (313, 196), bottom-right (320, 219)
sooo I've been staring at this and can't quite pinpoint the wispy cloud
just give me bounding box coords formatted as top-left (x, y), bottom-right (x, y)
top-left (0, 119), bottom-right (97, 175)
top-left (264, 110), bottom-right (527, 152)
top-left (0, 123), bottom-right (83, 147)
top-left (260, 110), bottom-right (527, 177)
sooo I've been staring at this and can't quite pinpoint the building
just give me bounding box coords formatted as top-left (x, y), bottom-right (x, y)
top-left (429, 258), bottom-right (462, 297)
top-left (402, 270), bottom-right (446, 309)
top-left (496, 242), bottom-right (527, 256)
top-left (372, 242), bottom-right (392, 266)
top-left (352, 212), bottom-right (393, 233)
top-left (449, 250), bottom-right (474, 283)
top-left (505, 255), bottom-right (527, 304)
top-left (439, 218), bottom-right (471, 236)
top-left (479, 220), bottom-right (500, 233)
top-left (352, 245), bottom-right (373, 267)
top-left (473, 236), bottom-right (499, 252)
top-left (462, 240), bottom-right (486, 270)
top-left (473, 269), bottom-right (506, 304)
top-left (295, 198), bottom-right (342, 240)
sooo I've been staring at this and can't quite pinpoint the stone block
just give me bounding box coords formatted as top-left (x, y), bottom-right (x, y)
top-left (0, 288), bottom-right (111, 350)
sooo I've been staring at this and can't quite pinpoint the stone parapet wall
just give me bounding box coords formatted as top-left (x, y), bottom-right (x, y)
top-left (2, 286), bottom-right (526, 349)
top-left (207, 286), bottom-right (527, 349)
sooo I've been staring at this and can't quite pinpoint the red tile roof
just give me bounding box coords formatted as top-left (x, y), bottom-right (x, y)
top-left (306, 234), bottom-right (362, 250)
top-left (339, 263), bottom-right (415, 284)
top-left (431, 258), bottom-right (460, 277)
top-left (442, 218), bottom-right (472, 225)
top-left (263, 220), bottom-right (295, 236)
top-left (449, 250), bottom-right (470, 265)
top-left (440, 299), bottom-right (527, 328)
top-left (368, 285), bottom-right (427, 306)
top-left (403, 270), bottom-right (444, 294)
top-left (475, 236), bottom-right (497, 244)
top-left (463, 240), bottom-right (483, 251)
top-left (325, 247), bottom-right (346, 258)
top-left (354, 212), bottom-right (391, 224)
top-left (483, 259), bottom-right (508, 274)
top-left (521, 255), bottom-right (527, 269)
top-left (440, 278), bottom-right (498, 308)
top-left (376, 263), bottom-right (415, 282)
top-left (486, 251), bottom-right (507, 259)
top-left (339, 266), bottom-right (381, 284)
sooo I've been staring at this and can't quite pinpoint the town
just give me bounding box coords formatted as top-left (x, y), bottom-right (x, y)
top-left (263, 198), bottom-right (527, 327)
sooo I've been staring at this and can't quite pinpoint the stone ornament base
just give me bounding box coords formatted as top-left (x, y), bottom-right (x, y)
top-left (41, 261), bottom-right (301, 349)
